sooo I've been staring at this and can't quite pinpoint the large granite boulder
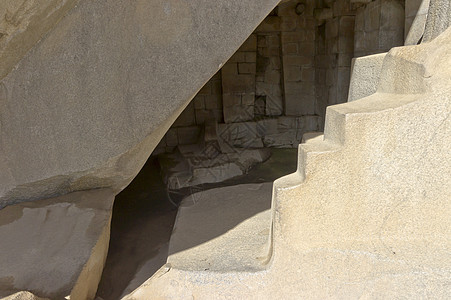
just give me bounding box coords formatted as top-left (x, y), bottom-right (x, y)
top-left (0, 0), bottom-right (80, 80)
top-left (0, 0), bottom-right (281, 208)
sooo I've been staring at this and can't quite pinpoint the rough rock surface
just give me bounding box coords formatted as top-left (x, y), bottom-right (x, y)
top-left (0, 189), bottom-right (114, 299)
top-left (0, 0), bottom-right (281, 208)
top-left (348, 53), bottom-right (386, 102)
top-left (0, 0), bottom-right (79, 80)
top-left (1, 291), bottom-right (49, 300)
top-left (423, 0), bottom-right (451, 41)
top-left (159, 146), bottom-right (271, 190)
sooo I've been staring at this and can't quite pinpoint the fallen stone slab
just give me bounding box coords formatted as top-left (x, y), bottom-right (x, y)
top-left (0, 189), bottom-right (114, 300)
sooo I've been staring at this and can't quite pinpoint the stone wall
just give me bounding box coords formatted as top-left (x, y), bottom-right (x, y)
top-left (315, 0), bottom-right (356, 124)
top-left (155, 0), bottom-right (410, 154)
top-left (354, 0), bottom-right (405, 57)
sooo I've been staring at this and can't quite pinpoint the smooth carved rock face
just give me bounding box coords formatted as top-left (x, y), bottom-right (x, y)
top-left (0, 0), bottom-right (281, 208)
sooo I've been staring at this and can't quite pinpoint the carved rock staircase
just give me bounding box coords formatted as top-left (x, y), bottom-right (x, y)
top-left (124, 26), bottom-right (451, 299)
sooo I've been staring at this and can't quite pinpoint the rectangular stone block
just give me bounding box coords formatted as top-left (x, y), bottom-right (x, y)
top-left (285, 93), bottom-right (315, 116)
top-left (223, 105), bottom-right (254, 123)
top-left (327, 37), bottom-right (338, 54)
top-left (305, 29), bottom-right (316, 41)
top-left (379, 29), bottom-right (404, 51)
top-left (205, 94), bottom-right (221, 110)
top-left (278, 116), bottom-right (297, 130)
top-left (265, 69), bottom-right (281, 85)
top-left (301, 67), bottom-right (315, 82)
top-left (338, 35), bottom-right (354, 53)
top-left (364, 0), bottom-right (381, 32)
top-left (284, 82), bottom-right (314, 95)
top-left (270, 57), bottom-right (282, 70)
top-left (326, 18), bottom-right (339, 38)
top-left (284, 65), bottom-right (302, 82)
top-left (282, 32), bottom-right (305, 43)
top-left (222, 74), bottom-right (255, 93)
top-left (355, 7), bottom-right (364, 31)
top-left (265, 94), bottom-right (283, 116)
top-left (380, 0), bottom-right (405, 31)
top-left (333, 0), bottom-right (353, 16)
top-left (267, 35), bottom-right (280, 46)
top-left (282, 43), bottom-right (298, 55)
top-left (366, 30), bottom-right (379, 52)
top-left (257, 35), bottom-right (267, 47)
top-left (218, 122), bottom-right (258, 143)
top-left (241, 93), bottom-right (255, 105)
top-left (326, 69), bottom-right (336, 86)
top-left (269, 46), bottom-right (280, 56)
top-left (263, 130), bottom-right (298, 148)
top-left (195, 109), bottom-right (211, 125)
top-left (280, 17), bottom-right (297, 31)
top-left (315, 68), bottom-right (326, 83)
top-left (256, 118), bottom-right (278, 137)
top-left (298, 42), bottom-right (315, 55)
top-left (283, 55), bottom-right (314, 66)
top-left (223, 94), bottom-right (241, 107)
top-left (353, 30), bottom-right (366, 53)
top-left (339, 16), bottom-right (355, 37)
top-left (297, 115), bottom-right (321, 131)
top-left (238, 63), bottom-right (256, 74)
top-left (245, 52), bottom-right (257, 63)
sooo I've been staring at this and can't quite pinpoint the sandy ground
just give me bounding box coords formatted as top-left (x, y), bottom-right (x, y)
top-left (96, 148), bottom-right (297, 299)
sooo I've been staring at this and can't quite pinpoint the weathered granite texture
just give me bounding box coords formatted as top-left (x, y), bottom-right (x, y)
top-left (348, 52), bottom-right (386, 102)
top-left (0, 0), bottom-right (281, 208)
top-left (1, 292), bottom-right (49, 300)
top-left (124, 21), bottom-right (451, 300)
top-left (0, 0), bottom-right (80, 80)
top-left (423, 0), bottom-right (451, 41)
top-left (0, 189), bottom-right (114, 299)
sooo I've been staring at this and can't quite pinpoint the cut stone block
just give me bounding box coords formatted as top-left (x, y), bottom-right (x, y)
top-left (348, 53), bottom-right (387, 102)
top-left (168, 183), bottom-right (273, 271)
top-left (0, 189), bottom-right (114, 300)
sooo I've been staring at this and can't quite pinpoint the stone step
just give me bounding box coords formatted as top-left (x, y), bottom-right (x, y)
top-left (167, 183), bottom-right (273, 272)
